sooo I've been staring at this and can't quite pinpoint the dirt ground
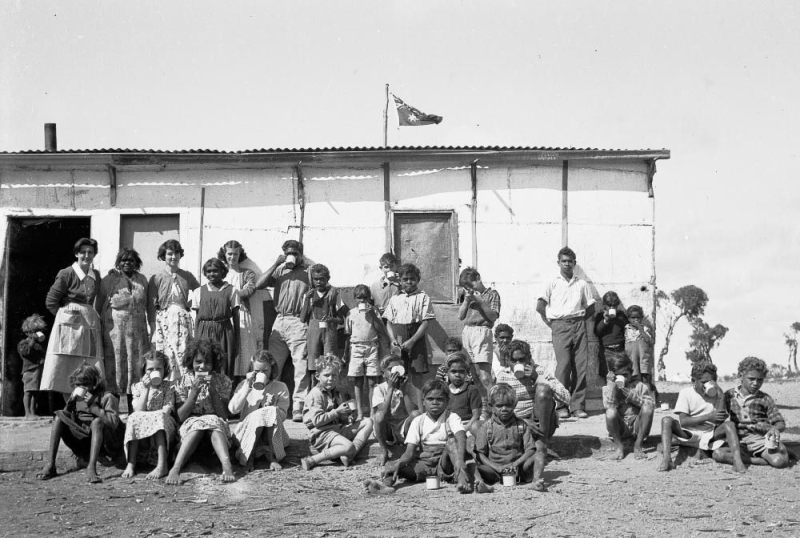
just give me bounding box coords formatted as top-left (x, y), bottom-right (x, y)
top-left (1, 380), bottom-right (799, 538)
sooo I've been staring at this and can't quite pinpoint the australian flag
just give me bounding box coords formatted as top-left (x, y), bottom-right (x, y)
top-left (392, 95), bottom-right (443, 126)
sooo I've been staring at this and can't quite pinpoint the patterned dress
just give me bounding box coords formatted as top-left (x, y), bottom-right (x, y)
top-left (176, 372), bottom-right (233, 443)
top-left (225, 266), bottom-right (260, 376)
top-left (124, 380), bottom-right (178, 463)
top-left (190, 283), bottom-right (239, 376)
top-left (148, 268), bottom-right (200, 381)
top-left (228, 378), bottom-right (290, 465)
top-left (99, 271), bottom-right (150, 394)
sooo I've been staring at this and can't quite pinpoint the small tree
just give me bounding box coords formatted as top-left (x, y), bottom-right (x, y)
top-left (685, 319), bottom-right (728, 364)
top-left (784, 322), bottom-right (800, 375)
top-left (656, 285), bottom-right (709, 376)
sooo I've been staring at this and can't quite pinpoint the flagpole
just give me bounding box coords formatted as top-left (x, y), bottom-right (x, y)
top-left (383, 83), bottom-right (389, 148)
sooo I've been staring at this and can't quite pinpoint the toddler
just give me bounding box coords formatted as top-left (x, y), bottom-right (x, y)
top-left (190, 259), bottom-right (239, 377)
top-left (372, 354), bottom-right (423, 466)
top-left (122, 350), bottom-right (178, 479)
top-left (166, 338), bottom-right (234, 485)
top-left (36, 364), bottom-right (123, 483)
top-left (229, 350), bottom-right (290, 472)
top-left (18, 314), bottom-right (47, 418)
top-left (301, 356), bottom-right (373, 470)
top-left (624, 305), bottom-right (654, 385)
top-left (603, 352), bottom-right (655, 460)
top-left (474, 383), bottom-right (536, 493)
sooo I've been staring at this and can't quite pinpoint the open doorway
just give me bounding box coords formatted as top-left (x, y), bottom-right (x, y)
top-left (2, 217), bottom-right (91, 416)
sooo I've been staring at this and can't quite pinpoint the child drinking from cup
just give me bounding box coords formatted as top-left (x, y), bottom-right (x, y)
top-left (36, 364), bottom-right (123, 483)
top-left (594, 291), bottom-right (628, 380)
top-left (474, 383), bottom-right (536, 493)
top-left (372, 354), bottom-right (423, 467)
top-left (166, 338), bottom-right (234, 485)
top-left (345, 285), bottom-right (390, 420)
top-left (301, 356), bottom-right (373, 470)
top-left (122, 350), bottom-right (178, 479)
top-left (18, 313), bottom-right (48, 419)
top-left (229, 350), bottom-right (290, 472)
top-left (381, 379), bottom-right (472, 493)
top-left (603, 352), bottom-right (655, 461)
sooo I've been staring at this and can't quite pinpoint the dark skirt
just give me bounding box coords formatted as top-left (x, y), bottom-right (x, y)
top-left (54, 409), bottom-right (124, 460)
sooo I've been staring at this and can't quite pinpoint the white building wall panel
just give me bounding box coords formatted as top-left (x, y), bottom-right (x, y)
top-left (478, 164), bottom-right (563, 225)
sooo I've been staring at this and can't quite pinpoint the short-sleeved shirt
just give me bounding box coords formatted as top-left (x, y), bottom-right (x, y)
top-left (724, 386), bottom-right (785, 436)
top-left (447, 384), bottom-right (482, 421)
top-left (405, 411), bottom-right (464, 447)
top-left (602, 380), bottom-right (654, 421)
top-left (267, 264), bottom-right (311, 317)
top-left (495, 367), bottom-right (571, 420)
top-left (674, 386), bottom-right (723, 434)
top-left (463, 288), bottom-right (501, 328)
top-left (475, 416), bottom-right (535, 466)
top-left (372, 382), bottom-right (421, 419)
top-left (538, 274), bottom-right (594, 319)
top-left (131, 380), bottom-right (177, 412)
top-left (370, 276), bottom-right (400, 315)
top-left (384, 290), bottom-right (435, 325)
top-left (345, 309), bottom-right (379, 342)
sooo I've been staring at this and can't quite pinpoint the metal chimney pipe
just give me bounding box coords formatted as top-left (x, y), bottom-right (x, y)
top-left (44, 123), bottom-right (57, 151)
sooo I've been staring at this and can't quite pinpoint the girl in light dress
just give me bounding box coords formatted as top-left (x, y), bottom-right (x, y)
top-left (122, 351), bottom-right (177, 480)
top-left (229, 350), bottom-right (290, 472)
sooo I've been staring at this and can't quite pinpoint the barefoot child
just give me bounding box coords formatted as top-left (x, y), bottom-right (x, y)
top-left (190, 259), bottom-right (239, 377)
top-left (372, 354), bottom-right (423, 467)
top-left (229, 350), bottom-right (290, 472)
top-left (603, 353), bottom-right (655, 460)
top-left (625, 305), bottom-right (655, 388)
top-left (303, 263), bottom-right (349, 369)
top-left (301, 356), bottom-right (373, 470)
top-left (345, 285), bottom-right (389, 420)
top-left (715, 356), bottom-right (790, 469)
top-left (36, 364), bottom-right (123, 483)
top-left (474, 383), bottom-right (536, 493)
top-left (657, 361), bottom-right (745, 473)
top-left (382, 379), bottom-right (472, 493)
top-left (18, 314), bottom-right (47, 419)
top-left (166, 338), bottom-right (234, 485)
top-left (122, 351), bottom-right (178, 479)
top-left (443, 352), bottom-right (482, 436)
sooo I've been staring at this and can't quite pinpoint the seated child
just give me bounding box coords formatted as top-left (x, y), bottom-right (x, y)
top-left (715, 356), bottom-right (790, 468)
top-left (36, 364), bottom-right (123, 483)
top-left (229, 350), bottom-right (290, 472)
top-left (625, 305), bottom-right (655, 387)
top-left (435, 337), bottom-right (473, 384)
top-left (18, 313), bottom-right (47, 419)
top-left (495, 339), bottom-right (569, 491)
top-left (594, 291), bottom-right (628, 379)
top-left (346, 285), bottom-right (390, 420)
top-left (384, 263), bottom-right (435, 387)
top-left (443, 351), bottom-right (482, 436)
top-left (474, 383), bottom-right (536, 493)
top-left (122, 351), bottom-right (178, 479)
top-left (491, 324), bottom-right (514, 382)
top-left (603, 353), bottom-right (655, 460)
top-left (166, 338), bottom-right (234, 485)
top-left (302, 356), bottom-right (373, 470)
top-left (372, 354), bottom-right (423, 466)
top-left (658, 361), bottom-right (744, 472)
top-left (382, 379), bottom-right (472, 493)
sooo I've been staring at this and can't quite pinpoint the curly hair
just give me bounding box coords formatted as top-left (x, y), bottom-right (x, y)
top-left (157, 239), bottom-right (184, 260)
top-left (251, 350), bottom-right (280, 381)
top-left (69, 364), bottom-right (105, 395)
top-left (282, 240), bottom-right (303, 254)
top-left (489, 383), bottom-right (518, 407)
top-left (607, 352), bottom-right (633, 374)
top-left (458, 267), bottom-right (481, 288)
top-left (182, 338), bottom-right (225, 372)
top-left (115, 247), bottom-right (143, 271)
top-left (444, 336), bottom-right (463, 352)
top-left (494, 324), bottom-right (514, 338)
top-left (353, 284), bottom-right (372, 303)
top-left (138, 350), bottom-right (171, 379)
top-left (202, 258), bottom-right (228, 279)
top-left (506, 339), bottom-right (532, 362)
top-left (557, 246), bottom-right (576, 261)
top-left (421, 378), bottom-right (449, 402)
top-left (217, 240), bottom-right (249, 263)
top-left (310, 263), bottom-right (330, 280)
top-left (317, 354), bottom-right (343, 376)
top-left (398, 263), bottom-right (421, 281)
top-left (21, 313), bottom-right (47, 334)
top-left (445, 350), bottom-right (470, 370)
top-left (738, 356), bottom-right (768, 377)
top-left (602, 291), bottom-right (621, 308)
top-left (627, 305), bottom-right (644, 318)
top-left (690, 361), bottom-right (718, 382)
top-left (73, 237), bottom-right (98, 256)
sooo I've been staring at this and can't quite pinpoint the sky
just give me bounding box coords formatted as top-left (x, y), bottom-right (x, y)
top-left (2, 1), bottom-right (800, 375)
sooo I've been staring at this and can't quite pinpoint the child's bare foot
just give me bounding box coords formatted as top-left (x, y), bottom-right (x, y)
top-left (73, 456), bottom-right (88, 470)
top-left (456, 474), bottom-right (472, 494)
top-left (121, 463), bottom-right (136, 478)
top-left (612, 443), bottom-right (625, 460)
top-left (269, 461), bottom-right (282, 471)
top-left (221, 462), bottom-right (236, 482)
top-left (165, 470), bottom-right (182, 485)
top-left (633, 446), bottom-right (646, 460)
top-left (364, 479), bottom-right (395, 495)
top-left (87, 471), bottom-right (102, 484)
top-left (475, 481), bottom-right (493, 494)
top-left (732, 460), bottom-right (747, 474)
top-left (146, 466), bottom-right (168, 480)
top-left (245, 458), bottom-right (256, 473)
top-left (375, 448), bottom-right (388, 468)
top-left (25, 413), bottom-right (38, 420)
top-left (656, 458), bottom-right (674, 472)
top-left (530, 478), bottom-right (546, 492)
top-left (341, 455), bottom-right (351, 467)
top-left (35, 464), bottom-right (57, 480)
top-left (301, 456), bottom-right (316, 471)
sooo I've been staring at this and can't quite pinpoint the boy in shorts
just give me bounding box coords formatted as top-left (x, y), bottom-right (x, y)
top-left (603, 353), bottom-right (655, 460)
top-left (657, 361), bottom-right (745, 472)
top-left (372, 354), bottom-right (422, 466)
top-left (715, 356), bottom-right (790, 468)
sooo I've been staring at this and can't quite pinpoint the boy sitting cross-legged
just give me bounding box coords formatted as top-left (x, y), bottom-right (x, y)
top-left (381, 379), bottom-right (472, 493)
top-left (372, 354), bottom-right (423, 467)
top-left (657, 361), bottom-right (745, 473)
top-left (474, 383), bottom-right (536, 493)
top-left (603, 353), bottom-right (655, 460)
top-left (494, 339), bottom-right (570, 491)
top-left (714, 356), bottom-right (790, 469)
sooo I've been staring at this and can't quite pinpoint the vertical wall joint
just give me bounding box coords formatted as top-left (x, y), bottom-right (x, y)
top-left (561, 160), bottom-right (569, 246)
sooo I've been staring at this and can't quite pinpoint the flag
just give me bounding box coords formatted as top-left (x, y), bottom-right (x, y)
top-left (392, 94), bottom-right (443, 126)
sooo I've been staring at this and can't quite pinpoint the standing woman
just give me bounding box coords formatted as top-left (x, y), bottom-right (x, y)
top-left (98, 247), bottom-right (151, 404)
top-left (218, 240), bottom-right (259, 380)
top-left (42, 238), bottom-right (104, 397)
top-left (147, 240), bottom-right (200, 381)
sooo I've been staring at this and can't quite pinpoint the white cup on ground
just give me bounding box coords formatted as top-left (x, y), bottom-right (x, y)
top-left (502, 473), bottom-right (516, 487)
top-left (253, 372), bottom-right (268, 390)
top-left (615, 375), bottom-right (626, 389)
top-left (149, 370), bottom-right (163, 387)
top-left (513, 363), bottom-right (526, 379)
top-left (426, 475), bottom-right (440, 490)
